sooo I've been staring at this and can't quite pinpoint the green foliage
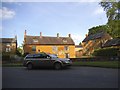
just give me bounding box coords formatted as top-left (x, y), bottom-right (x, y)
top-left (99, 0), bottom-right (120, 38)
top-left (107, 20), bottom-right (120, 38)
top-left (73, 61), bottom-right (119, 68)
top-left (88, 25), bottom-right (109, 35)
top-left (100, 0), bottom-right (119, 21)
top-left (2, 53), bottom-right (11, 61)
top-left (93, 47), bottom-right (119, 56)
top-left (16, 46), bottom-right (23, 57)
top-left (88, 1), bottom-right (120, 38)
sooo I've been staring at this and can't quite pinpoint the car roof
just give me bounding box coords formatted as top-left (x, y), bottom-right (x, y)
top-left (26, 52), bottom-right (47, 56)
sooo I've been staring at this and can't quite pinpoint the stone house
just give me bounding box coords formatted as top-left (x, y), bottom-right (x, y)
top-left (23, 30), bottom-right (75, 58)
top-left (0, 36), bottom-right (17, 54)
top-left (81, 32), bottom-right (112, 56)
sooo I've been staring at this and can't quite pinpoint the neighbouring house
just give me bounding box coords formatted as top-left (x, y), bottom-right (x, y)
top-left (0, 36), bottom-right (17, 54)
top-left (81, 31), bottom-right (112, 56)
top-left (23, 30), bottom-right (75, 58)
top-left (75, 45), bottom-right (83, 57)
top-left (103, 38), bottom-right (120, 48)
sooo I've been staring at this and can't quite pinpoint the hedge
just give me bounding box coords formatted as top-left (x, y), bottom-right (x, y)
top-left (92, 47), bottom-right (119, 56)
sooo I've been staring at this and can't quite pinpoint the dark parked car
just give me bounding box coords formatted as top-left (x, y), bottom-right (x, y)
top-left (23, 53), bottom-right (72, 70)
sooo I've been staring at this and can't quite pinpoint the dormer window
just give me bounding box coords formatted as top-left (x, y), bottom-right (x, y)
top-left (62, 38), bottom-right (67, 43)
top-left (33, 39), bottom-right (38, 42)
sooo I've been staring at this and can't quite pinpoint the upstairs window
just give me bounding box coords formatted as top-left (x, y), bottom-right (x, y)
top-left (64, 46), bottom-right (69, 51)
top-left (6, 48), bottom-right (11, 52)
top-left (62, 38), bottom-right (67, 43)
top-left (52, 46), bottom-right (58, 52)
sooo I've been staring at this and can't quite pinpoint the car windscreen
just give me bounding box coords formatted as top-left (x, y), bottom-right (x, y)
top-left (48, 54), bottom-right (58, 58)
top-left (25, 54), bottom-right (34, 59)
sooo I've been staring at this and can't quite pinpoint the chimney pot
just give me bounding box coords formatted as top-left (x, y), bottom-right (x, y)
top-left (24, 30), bottom-right (27, 36)
top-left (57, 33), bottom-right (59, 38)
top-left (40, 32), bottom-right (42, 38)
top-left (68, 34), bottom-right (71, 37)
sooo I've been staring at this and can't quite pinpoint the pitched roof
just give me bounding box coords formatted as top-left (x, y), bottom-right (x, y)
top-left (82, 32), bottom-right (111, 42)
top-left (0, 38), bottom-right (17, 43)
top-left (25, 35), bottom-right (75, 45)
top-left (103, 38), bottom-right (120, 47)
top-left (75, 45), bottom-right (82, 48)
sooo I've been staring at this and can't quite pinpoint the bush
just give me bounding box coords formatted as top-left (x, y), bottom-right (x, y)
top-left (92, 47), bottom-right (119, 56)
top-left (2, 52), bottom-right (24, 64)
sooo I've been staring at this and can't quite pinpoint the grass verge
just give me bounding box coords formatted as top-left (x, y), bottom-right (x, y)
top-left (2, 63), bottom-right (23, 67)
top-left (72, 61), bottom-right (119, 68)
top-left (2, 61), bottom-right (119, 69)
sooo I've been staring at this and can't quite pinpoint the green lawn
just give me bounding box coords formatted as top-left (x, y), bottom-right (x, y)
top-left (72, 61), bottom-right (119, 68)
top-left (2, 63), bottom-right (23, 67)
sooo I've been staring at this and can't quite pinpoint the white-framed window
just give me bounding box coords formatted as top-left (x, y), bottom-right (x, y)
top-left (33, 39), bottom-right (38, 42)
top-left (64, 46), bottom-right (69, 51)
top-left (6, 43), bottom-right (10, 47)
top-left (63, 38), bottom-right (67, 43)
top-left (6, 47), bottom-right (11, 52)
top-left (52, 46), bottom-right (58, 52)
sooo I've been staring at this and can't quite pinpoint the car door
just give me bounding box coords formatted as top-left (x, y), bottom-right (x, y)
top-left (40, 54), bottom-right (54, 67)
top-left (33, 54), bottom-right (45, 67)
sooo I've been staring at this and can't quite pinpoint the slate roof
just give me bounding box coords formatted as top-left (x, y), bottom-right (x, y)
top-left (103, 38), bottom-right (120, 47)
top-left (25, 35), bottom-right (75, 45)
top-left (0, 38), bottom-right (17, 43)
top-left (82, 32), bottom-right (111, 42)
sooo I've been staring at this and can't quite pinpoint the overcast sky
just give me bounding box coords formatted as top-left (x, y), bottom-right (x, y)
top-left (1, 0), bottom-right (108, 46)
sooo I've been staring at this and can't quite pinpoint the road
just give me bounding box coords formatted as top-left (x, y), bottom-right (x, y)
top-left (2, 67), bottom-right (118, 88)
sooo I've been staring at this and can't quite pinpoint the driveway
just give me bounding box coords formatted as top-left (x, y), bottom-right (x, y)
top-left (2, 66), bottom-right (118, 88)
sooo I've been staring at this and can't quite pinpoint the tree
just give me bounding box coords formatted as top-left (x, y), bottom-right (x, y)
top-left (99, 0), bottom-right (120, 38)
top-left (88, 25), bottom-right (109, 35)
top-left (100, 0), bottom-right (119, 21)
top-left (16, 46), bottom-right (23, 57)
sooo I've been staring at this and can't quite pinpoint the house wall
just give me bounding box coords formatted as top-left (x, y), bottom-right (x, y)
top-left (2, 42), bottom-right (17, 54)
top-left (81, 35), bottom-right (112, 56)
top-left (24, 45), bottom-right (75, 58)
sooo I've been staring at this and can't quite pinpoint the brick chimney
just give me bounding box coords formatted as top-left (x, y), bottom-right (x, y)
top-left (40, 32), bottom-right (42, 38)
top-left (24, 30), bottom-right (27, 37)
top-left (68, 34), bottom-right (71, 38)
top-left (57, 33), bottom-right (59, 38)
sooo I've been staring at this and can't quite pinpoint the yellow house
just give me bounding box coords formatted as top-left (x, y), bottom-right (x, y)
top-left (23, 30), bottom-right (75, 58)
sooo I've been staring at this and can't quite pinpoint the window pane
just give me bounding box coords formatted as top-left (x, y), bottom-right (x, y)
top-left (52, 46), bottom-right (57, 52)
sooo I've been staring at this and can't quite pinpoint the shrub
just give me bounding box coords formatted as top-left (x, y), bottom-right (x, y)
top-left (92, 47), bottom-right (119, 56)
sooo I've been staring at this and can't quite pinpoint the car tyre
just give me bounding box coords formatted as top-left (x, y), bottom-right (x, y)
top-left (54, 63), bottom-right (62, 70)
top-left (27, 63), bottom-right (33, 70)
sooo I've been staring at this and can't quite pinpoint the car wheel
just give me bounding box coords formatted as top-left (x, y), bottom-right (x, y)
top-left (27, 63), bottom-right (33, 70)
top-left (54, 63), bottom-right (61, 70)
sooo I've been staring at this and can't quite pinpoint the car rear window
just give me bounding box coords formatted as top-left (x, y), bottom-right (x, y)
top-left (33, 54), bottom-right (47, 58)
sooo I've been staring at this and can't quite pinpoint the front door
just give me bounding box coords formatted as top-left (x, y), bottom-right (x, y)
top-left (65, 53), bottom-right (69, 58)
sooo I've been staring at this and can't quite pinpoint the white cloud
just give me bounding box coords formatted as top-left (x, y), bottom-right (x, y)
top-left (71, 33), bottom-right (85, 45)
top-left (0, 7), bottom-right (16, 20)
top-left (93, 7), bottom-right (105, 15)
